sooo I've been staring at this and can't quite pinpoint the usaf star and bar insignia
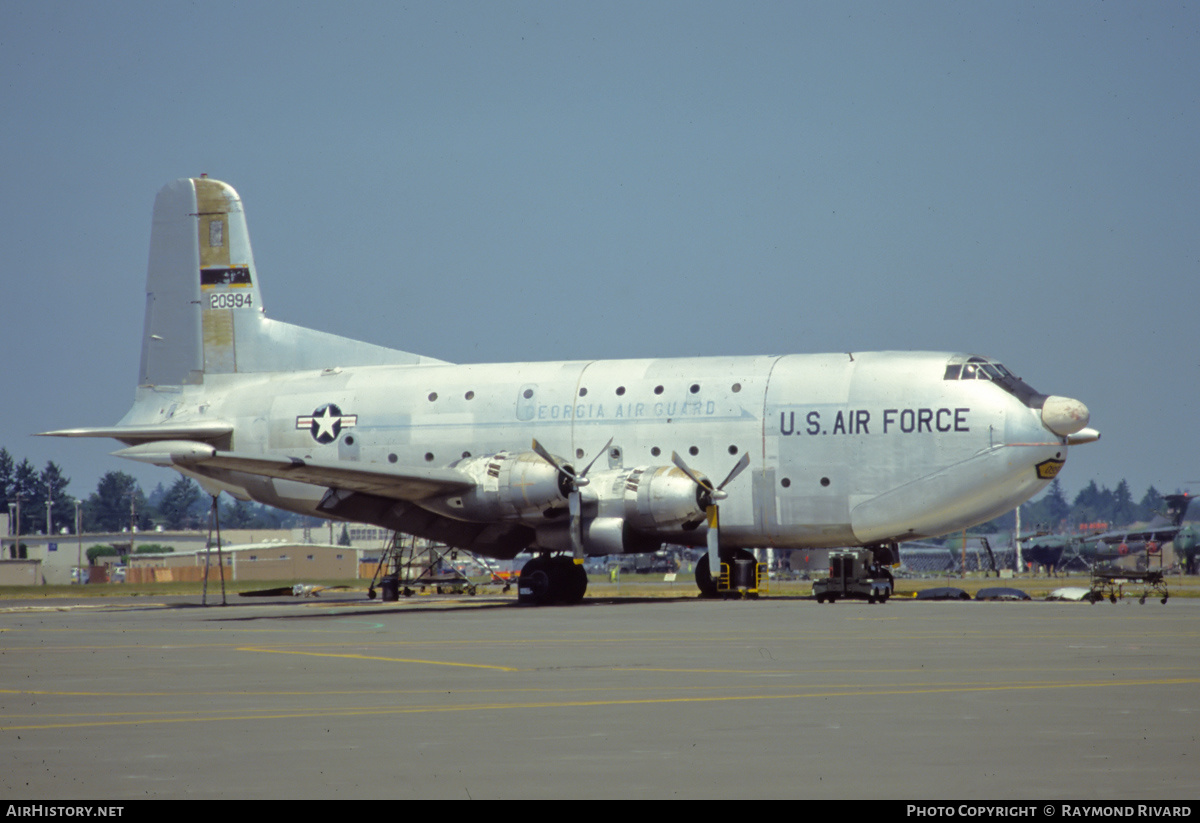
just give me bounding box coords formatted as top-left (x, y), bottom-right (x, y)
top-left (297, 404), bottom-right (357, 444)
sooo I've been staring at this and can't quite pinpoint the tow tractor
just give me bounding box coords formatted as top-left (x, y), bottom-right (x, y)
top-left (812, 548), bottom-right (893, 604)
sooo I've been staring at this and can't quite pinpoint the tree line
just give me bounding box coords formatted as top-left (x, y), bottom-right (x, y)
top-left (964, 478), bottom-right (1181, 537)
top-left (0, 448), bottom-right (296, 535)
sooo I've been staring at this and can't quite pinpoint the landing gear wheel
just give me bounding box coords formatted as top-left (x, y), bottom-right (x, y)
top-left (518, 556), bottom-right (588, 605)
top-left (518, 558), bottom-right (553, 605)
top-left (568, 561), bottom-right (588, 603)
top-left (695, 554), bottom-right (719, 598)
top-left (696, 549), bottom-right (757, 598)
top-left (549, 556), bottom-right (588, 604)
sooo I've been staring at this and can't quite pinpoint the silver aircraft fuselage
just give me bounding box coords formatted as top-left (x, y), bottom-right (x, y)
top-left (116, 349), bottom-right (1069, 557)
top-left (46, 177), bottom-right (1095, 574)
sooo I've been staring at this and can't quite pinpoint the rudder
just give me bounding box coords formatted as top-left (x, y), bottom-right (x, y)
top-left (140, 176), bottom-right (264, 386)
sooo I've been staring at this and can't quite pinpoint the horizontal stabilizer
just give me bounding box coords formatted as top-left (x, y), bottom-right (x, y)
top-left (38, 422), bottom-right (234, 446)
top-left (112, 441), bottom-right (475, 502)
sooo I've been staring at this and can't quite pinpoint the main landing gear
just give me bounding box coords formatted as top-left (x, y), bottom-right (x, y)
top-left (517, 554), bottom-right (589, 605)
top-left (695, 548), bottom-right (761, 599)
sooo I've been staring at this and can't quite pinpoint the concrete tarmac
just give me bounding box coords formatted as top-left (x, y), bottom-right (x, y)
top-left (1, 591), bottom-right (1197, 799)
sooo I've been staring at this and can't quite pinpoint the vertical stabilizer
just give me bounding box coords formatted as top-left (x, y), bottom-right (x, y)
top-left (140, 177), bottom-right (263, 385)
top-left (138, 177), bottom-right (443, 388)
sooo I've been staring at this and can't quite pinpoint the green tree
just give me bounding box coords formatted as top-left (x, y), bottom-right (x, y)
top-left (1022, 478), bottom-right (1069, 532)
top-left (84, 472), bottom-right (149, 533)
top-left (0, 448), bottom-right (14, 506)
top-left (40, 462), bottom-right (77, 534)
top-left (1111, 480), bottom-right (1137, 527)
top-left (1043, 479), bottom-right (1070, 526)
top-left (86, 545), bottom-right (121, 563)
top-left (157, 476), bottom-right (203, 530)
top-left (1071, 480), bottom-right (1116, 526)
top-left (220, 498), bottom-right (257, 529)
top-left (12, 459), bottom-right (43, 534)
top-left (1139, 486), bottom-right (1165, 521)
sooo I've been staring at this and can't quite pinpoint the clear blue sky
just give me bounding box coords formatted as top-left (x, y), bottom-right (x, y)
top-left (2, 1), bottom-right (1197, 505)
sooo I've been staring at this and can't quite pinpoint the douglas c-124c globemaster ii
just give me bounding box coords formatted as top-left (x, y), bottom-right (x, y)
top-left (43, 177), bottom-right (1100, 604)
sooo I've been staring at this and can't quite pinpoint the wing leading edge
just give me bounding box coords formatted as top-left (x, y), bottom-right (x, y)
top-left (113, 440), bottom-right (475, 502)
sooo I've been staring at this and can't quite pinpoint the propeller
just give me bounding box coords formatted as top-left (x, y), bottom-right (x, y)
top-left (531, 438), bottom-right (613, 561)
top-left (671, 451), bottom-right (751, 586)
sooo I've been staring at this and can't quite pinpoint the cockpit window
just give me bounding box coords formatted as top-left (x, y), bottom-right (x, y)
top-left (943, 355), bottom-right (1047, 409)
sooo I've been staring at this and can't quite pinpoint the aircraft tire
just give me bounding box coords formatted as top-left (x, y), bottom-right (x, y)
top-left (518, 558), bottom-right (553, 605)
top-left (694, 554), bottom-right (719, 598)
top-left (569, 562), bottom-right (588, 603)
top-left (549, 557), bottom-right (587, 605)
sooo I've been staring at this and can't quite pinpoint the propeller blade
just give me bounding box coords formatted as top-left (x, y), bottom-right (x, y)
top-left (569, 490), bottom-right (584, 560)
top-left (717, 452), bottom-right (751, 492)
top-left (673, 453), bottom-right (750, 596)
top-left (533, 438), bottom-right (613, 560)
top-left (531, 439), bottom-right (575, 483)
top-left (706, 504), bottom-right (720, 588)
top-left (571, 434), bottom-right (609, 487)
top-left (671, 451), bottom-right (713, 491)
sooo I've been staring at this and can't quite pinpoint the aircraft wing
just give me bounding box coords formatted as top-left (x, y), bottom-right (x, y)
top-left (112, 440), bottom-right (474, 502)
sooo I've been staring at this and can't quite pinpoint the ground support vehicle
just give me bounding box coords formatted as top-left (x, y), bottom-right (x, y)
top-left (812, 548), bottom-right (893, 604)
top-left (1087, 568), bottom-right (1168, 605)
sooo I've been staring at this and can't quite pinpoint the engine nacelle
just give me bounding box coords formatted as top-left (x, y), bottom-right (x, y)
top-left (426, 450), bottom-right (571, 522)
top-left (603, 464), bottom-right (707, 531)
top-left (531, 463), bottom-right (708, 555)
top-left (429, 453), bottom-right (712, 555)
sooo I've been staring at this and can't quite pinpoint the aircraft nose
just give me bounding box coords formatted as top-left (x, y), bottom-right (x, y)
top-left (1041, 395), bottom-right (1090, 437)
